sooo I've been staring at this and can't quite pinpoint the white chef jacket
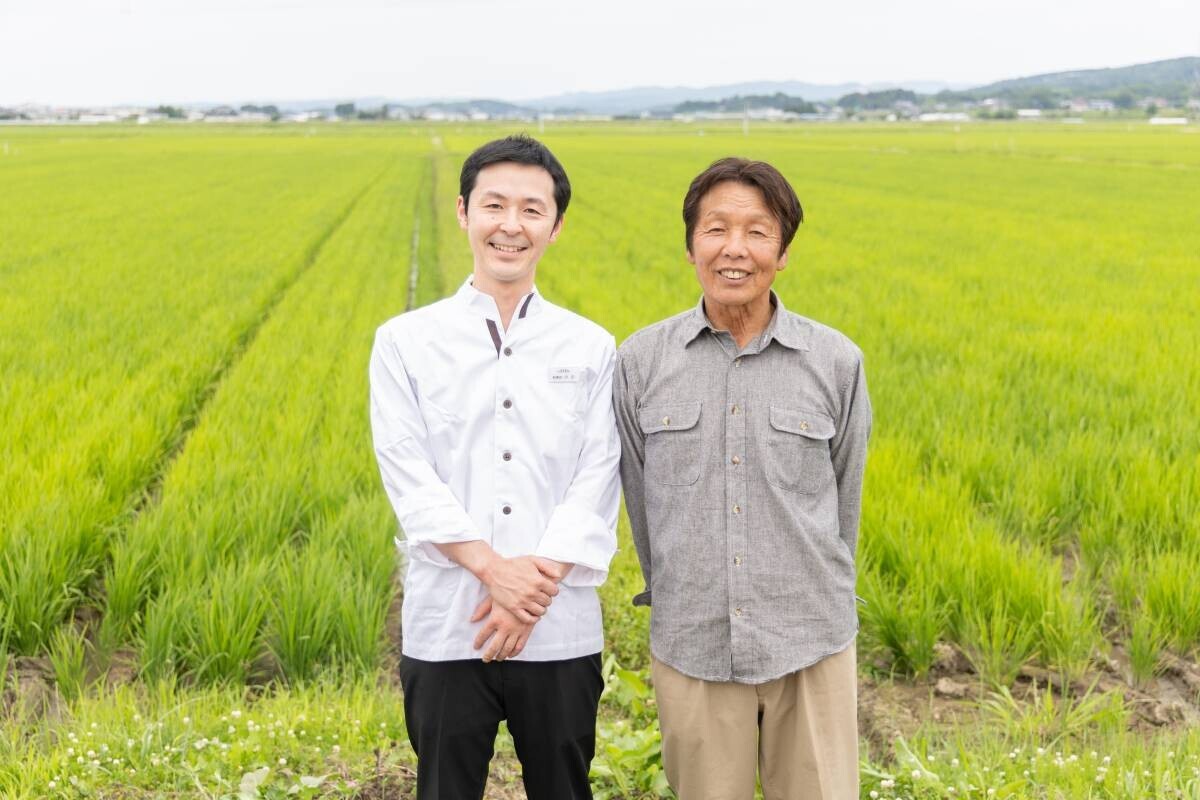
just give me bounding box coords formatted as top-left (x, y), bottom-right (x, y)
top-left (369, 276), bottom-right (621, 662)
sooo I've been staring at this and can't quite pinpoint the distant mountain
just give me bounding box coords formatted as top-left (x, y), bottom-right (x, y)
top-left (972, 57), bottom-right (1198, 95)
top-left (411, 99), bottom-right (537, 116)
top-left (179, 57), bottom-right (1198, 117)
top-left (955, 57), bottom-right (1199, 104)
top-left (519, 80), bottom-right (961, 115)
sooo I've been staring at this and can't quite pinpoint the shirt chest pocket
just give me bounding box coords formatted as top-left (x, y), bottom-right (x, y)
top-left (639, 401), bottom-right (703, 486)
top-left (765, 405), bottom-right (835, 494)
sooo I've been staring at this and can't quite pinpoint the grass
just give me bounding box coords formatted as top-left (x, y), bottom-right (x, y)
top-left (2, 120), bottom-right (1199, 797)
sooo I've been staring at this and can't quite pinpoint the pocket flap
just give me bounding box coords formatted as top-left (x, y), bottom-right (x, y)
top-left (639, 401), bottom-right (702, 434)
top-left (769, 406), bottom-right (835, 440)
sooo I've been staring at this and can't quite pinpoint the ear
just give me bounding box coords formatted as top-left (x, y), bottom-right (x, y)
top-left (548, 214), bottom-right (565, 242)
top-left (777, 247), bottom-right (789, 271)
top-left (456, 196), bottom-right (468, 230)
top-left (685, 247), bottom-right (695, 265)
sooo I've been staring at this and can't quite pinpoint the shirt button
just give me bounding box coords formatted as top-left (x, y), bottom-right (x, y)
top-left (734, 608), bottom-right (743, 617)
top-left (731, 455), bottom-right (741, 465)
top-left (501, 505), bottom-right (512, 515)
top-left (734, 359), bottom-right (741, 368)
top-left (734, 556), bottom-right (743, 566)
top-left (662, 416), bottom-right (671, 426)
top-left (799, 420), bottom-right (810, 431)
top-left (503, 346), bottom-right (513, 356)
top-left (502, 451), bottom-right (512, 461)
top-left (730, 405), bottom-right (739, 415)
top-left (732, 504), bottom-right (741, 515)
top-left (502, 399), bottom-right (512, 409)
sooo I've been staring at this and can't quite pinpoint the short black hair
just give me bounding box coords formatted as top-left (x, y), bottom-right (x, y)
top-left (459, 134), bottom-right (571, 223)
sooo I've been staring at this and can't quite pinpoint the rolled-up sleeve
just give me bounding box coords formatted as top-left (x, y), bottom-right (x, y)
top-left (534, 338), bottom-right (622, 587)
top-left (829, 350), bottom-right (872, 558)
top-left (612, 347), bottom-right (652, 606)
top-left (369, 326), bottom-right (482, 568)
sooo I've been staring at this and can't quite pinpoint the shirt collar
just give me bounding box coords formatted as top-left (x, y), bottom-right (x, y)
top-left (680, 291), bottom-right (810, 352)
top-left (454, 275), bottom-right (542, 321)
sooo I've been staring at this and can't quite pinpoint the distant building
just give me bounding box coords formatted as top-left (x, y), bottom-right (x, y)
top-left (1148, 117), bottom-right (1188, 125)
top-left (1016, 109), bottom-right (1042, 119)
top-left (918, 112), bottom-right (970, 122)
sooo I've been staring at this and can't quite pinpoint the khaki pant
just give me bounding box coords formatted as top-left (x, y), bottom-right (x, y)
top-left (651, 644), bottom-right (858, 800)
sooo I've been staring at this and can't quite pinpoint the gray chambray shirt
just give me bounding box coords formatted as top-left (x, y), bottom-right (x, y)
top-left (614, 292), bottom-right (871, 684)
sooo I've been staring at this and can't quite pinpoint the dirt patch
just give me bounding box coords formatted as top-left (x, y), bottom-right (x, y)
top-left (860, 641), bottom-right (1200, 762)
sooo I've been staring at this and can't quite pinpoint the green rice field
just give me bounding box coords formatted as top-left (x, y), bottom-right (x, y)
top-left (1, 120), bottom-right (1199, 798)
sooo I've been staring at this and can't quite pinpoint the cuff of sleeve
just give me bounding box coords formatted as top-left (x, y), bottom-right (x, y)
top-left (534, 503), bottom-right (616, 588)
top-left (633, 589), bottom-right (651, 607)
top-left (394, 536), bottom-right (459, 569)
top-left (395, 485), bottom-right (482, 545)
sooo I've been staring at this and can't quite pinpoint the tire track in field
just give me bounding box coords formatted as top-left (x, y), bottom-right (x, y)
top-left (127, 166), bottom-right (390, 518)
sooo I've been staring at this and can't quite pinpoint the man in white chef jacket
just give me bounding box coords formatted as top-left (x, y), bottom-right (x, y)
top-left (369, 134), bottom-right (620, 799)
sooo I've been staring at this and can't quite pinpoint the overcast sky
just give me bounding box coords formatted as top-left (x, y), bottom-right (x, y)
top-left (2, 0), bottom-right (1197, 106)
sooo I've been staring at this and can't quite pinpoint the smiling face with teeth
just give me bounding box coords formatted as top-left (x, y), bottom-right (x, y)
top-left (457, 162), bottom-right (562, 297)
top-left (687, 180), bottom-right (788, 339)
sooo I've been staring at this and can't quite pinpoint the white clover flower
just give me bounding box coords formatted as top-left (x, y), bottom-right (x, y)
top-left (912, 770), bottom-right (922, 780)
top-left (332, 745), bottom-right (340, 754)
top-left (182, 717), bottom-right (191, 725)
top-left (278, 757), bottom-right (287, 766)
top-left (951, 758), bottom-right (960, 767)
top-left (48, 781), bottom-right (57, 790)
top-left (231, 710), bottom-right (241, 718)
top-left (869, 791), bottom-right (879, 799)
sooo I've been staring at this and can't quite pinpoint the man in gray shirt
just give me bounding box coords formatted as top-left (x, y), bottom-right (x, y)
top-left (613, 157), bottom-right (871, 799)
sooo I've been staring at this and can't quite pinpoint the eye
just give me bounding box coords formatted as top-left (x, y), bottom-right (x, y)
top-left (749, 230), bottom-right (766, 238)
top-left (484, 203), bottom-right (502, 210)
top-left (524, 208), bottom-right (543, 216)
top-left (705, 227), bottom-right (725, 234)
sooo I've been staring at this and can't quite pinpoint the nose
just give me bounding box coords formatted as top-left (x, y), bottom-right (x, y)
top-left (721, 230), bottom-right (748, 259)
top-left (500, 207), bottom-right (522, 235)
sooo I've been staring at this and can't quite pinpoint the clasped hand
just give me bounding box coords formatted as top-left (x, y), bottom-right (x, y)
top-left (473, 556), bottom-right (567, 662)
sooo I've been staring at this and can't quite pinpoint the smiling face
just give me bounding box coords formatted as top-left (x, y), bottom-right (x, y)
top-left (458, 162), bottom-right (562, 295)
top-left (687, 180), bottom-right (788, 317)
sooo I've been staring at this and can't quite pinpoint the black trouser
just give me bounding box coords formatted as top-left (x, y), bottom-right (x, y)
top-left (399, 653), bottom-right (604, 800)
